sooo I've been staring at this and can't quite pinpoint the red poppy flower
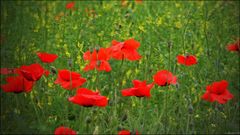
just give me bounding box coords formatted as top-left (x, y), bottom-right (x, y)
top-left (177, 55), bottom-right (197, 66)
top-left (118, 130), bottom-right (131, 135)
top-left (227, 40), bottom-right (239, 52)
top-left (121, 80), bottom-right (154, 97)
top-left (37, 52), bottom-right (58, 63)
top-left (55, 69), bottom-right (86, 90)
top-left (1, 75), bottom-right (34, 93)
top-left (0, 68), bottom-right (18, 75)
top-left (68, 88), bottom-right (108, 107)
top-left (66, 2), bottom-right (75, 9)
top-left (109, 38), bottom-right (141, 61)
top-left (201, 80), bottom-right (233, 104)
top-left (83, 48), bottom-right (111, 72)
top-left (153, 70), bottom-right (177, 86)
top-left (118, 130), bottom-right (139, 135)
top-left (19, 63), bottom-right (45, 81)
top-left (54, 126), bottom-right (77, 135)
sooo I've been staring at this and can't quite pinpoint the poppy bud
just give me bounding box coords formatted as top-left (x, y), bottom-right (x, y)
top-left (85, 116), bottom-right (91, 124)
top-left (50, 66), bottom-right (57, 74)
top-left (121, 114), bottom-right (127, 121)
top-left (168, 41), bottom-right (173, 48)
top-left (68, 59), bottom-right (73, 67)
top-left (68, 114), bottom-right (76, 121)
top-left (188, 104), bottom-right (194, 114)
top-left (215, 104), bottom-right (223, 111)
top-left (176, 83), bottom-right (179, 90)
top-left (92, 108), bottom-right (97, 114)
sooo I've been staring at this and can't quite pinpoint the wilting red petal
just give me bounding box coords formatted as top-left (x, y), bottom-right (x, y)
top-left (66, 2), bottom-right (75, 9)
top-left (37, 52), bottom-right (58, 63)
top-left (19, 63), bottom-right (45, 81)
top-left (69, 88), bottom-right (108, 107)
top-left (54, 126), bottom-right (77, 135)
top-left (118, 130), bottom-right (131, 135)
top-left (1, 75), bottom-right (34, 93)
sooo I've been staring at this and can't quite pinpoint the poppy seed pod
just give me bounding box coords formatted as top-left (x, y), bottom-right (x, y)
top-left (68, 58), bottom-right (73, 67)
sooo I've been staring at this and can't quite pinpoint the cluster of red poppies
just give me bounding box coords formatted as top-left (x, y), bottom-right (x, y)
top-left (1, 38), bottom-right (238, 134)
top-left (1, 1), bottom-right (239, 134)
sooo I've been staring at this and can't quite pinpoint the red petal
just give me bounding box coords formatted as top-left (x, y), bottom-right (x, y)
top-left (98, 48), bottom-right (111, 61)
top-left (112, 40), bottom-right (121, 46)
top-left (66, 2), bottom-right (75, 9)
top-left (122, 49), bottom-right (141, 61)
top-left (212, 94), bottom-right (227, 104)
top-left (1, 75), bottom-right (34, 93)
top-left (132, 80), bottom-right (143, 88)
top-left (124, 38), bottom-right (140, 50)
top-left (54, 126), bottom-right (77, 135)
top-left (222, 89), bottom-right (233, 100)
top-left (97, 61), bottom-right (111, 72)
top-left (37, 52), bottom-right (58, 63)
top-left (219, 80), bottom-right (228, 91)
top-left (177, 55), bottom-right (185, 65)
top-left (227, 44), bottom-right (239, 52)
top-left (76, 88), bottom-right (99, 95)
top-left (121, 88), bottom-right (136, 96)
top-left (185, 55), bottom-right (197, 66)
top-left (69, 88), bottom-right (108, 107)
top-left (83, 61), bottom-right (97, 72)
top-left (118, 130), bottom-right (131, 135)
top-left (19, 63), bottom-right (45, 81)
top-left (83, 50), bottom-right (91, 60)
top-left (44, 70), bottom-right (50, 77)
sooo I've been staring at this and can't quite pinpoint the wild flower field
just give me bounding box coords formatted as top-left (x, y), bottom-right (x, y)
top-left (0, 0), bottom-right (239, 134)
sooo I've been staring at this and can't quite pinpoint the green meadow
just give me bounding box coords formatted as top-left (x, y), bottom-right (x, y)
top-left (0, 0), bottom-right (239, 134)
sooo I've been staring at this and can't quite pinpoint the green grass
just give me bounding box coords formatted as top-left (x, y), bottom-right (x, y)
top-left (0, 0), bottom-right (239, 134)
